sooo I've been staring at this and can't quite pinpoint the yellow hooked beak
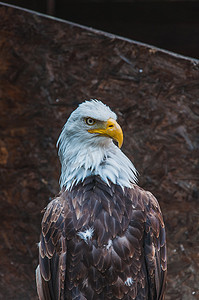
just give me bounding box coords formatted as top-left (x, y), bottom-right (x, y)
top-left (88, 118), bottom-right (123, 148)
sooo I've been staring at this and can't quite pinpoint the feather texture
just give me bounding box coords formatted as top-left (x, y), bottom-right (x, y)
top-left (36, 177), bottom-right (167, 300)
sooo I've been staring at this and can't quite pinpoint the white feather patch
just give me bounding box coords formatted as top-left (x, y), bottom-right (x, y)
top-left (82, 278), bottom-right (89, 288)
top-left (124, 277), bottom-right (134, 286)
top-left (77, 227), bottom-right (94, 244)
top-left (106, 239), bottom-right (113, 250)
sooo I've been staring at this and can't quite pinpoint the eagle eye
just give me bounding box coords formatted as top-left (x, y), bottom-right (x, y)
top-left (85, 118), bottom-right (95, 126)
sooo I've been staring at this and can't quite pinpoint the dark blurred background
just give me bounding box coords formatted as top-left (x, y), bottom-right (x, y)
top-left (2, 0), bottom-right (199, 59)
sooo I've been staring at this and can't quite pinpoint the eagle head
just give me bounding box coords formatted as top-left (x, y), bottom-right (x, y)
top-left (57, 99), bottom-right (137, 189)
top-left (59, 99), bottom-right (123, 148)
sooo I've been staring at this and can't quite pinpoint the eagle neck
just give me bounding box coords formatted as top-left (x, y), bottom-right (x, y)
top-left (58, 138), bottom-right (137, 191)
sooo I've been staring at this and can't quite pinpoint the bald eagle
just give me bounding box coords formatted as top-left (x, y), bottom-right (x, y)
top-left (36, 100), bottom-right (167, 300)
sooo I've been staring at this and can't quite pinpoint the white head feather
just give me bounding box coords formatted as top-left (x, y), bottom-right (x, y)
top-left (57, 99), bottom-right (137, 190)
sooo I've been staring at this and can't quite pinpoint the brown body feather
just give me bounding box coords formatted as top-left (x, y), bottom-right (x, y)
top-left (36, 176), bottom-right (167, 300)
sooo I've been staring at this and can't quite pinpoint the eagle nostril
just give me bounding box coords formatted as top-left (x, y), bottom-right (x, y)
top-left (109, 125), bottom-right (114, 128)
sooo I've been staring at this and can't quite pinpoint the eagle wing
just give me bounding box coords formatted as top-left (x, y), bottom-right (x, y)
top-left (143, 190), bottom-right (167, 299)
top-left (36, 196), bottom-right (67, 300)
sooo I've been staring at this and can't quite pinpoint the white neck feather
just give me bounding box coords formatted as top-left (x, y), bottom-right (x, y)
top-left (57, 135), bottom-right (137, 190)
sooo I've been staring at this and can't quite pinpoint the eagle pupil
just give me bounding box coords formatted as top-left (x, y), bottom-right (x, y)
top-left (86, 118), bottom-right (94, 125)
